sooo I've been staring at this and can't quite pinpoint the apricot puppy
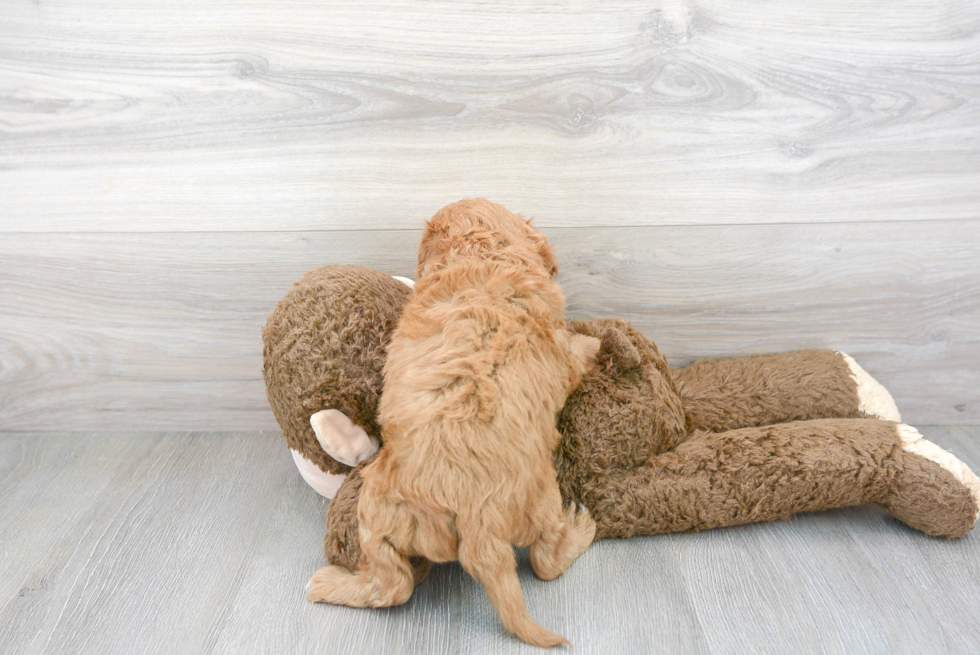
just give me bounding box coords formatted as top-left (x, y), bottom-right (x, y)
top-left (307, 199), bottom-right (599, 647)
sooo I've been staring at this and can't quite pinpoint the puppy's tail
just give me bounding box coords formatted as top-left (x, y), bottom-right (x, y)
top-left (459, 534), bottom-right (570, 648)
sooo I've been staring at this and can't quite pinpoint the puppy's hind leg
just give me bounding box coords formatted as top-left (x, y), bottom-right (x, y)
top-left (307, 509), bottom-right (415, 608)
top-left (529, 488), bottom-right (596, 582)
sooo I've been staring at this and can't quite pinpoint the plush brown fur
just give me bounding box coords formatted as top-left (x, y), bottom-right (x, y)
top-left (581, 418), bottom-right (926, 537)
top-left (262, 266), bottom-right (410, 475)
top-left (307, 200), bottom-right (598, 648)
top-left (671, 349), bottom-right (865, 432)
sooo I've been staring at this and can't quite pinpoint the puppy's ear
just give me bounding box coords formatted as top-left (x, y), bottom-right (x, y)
top-left (416, 220), bottom-right (447, 278)
top-left (539, 237), bottom-right (559, 278)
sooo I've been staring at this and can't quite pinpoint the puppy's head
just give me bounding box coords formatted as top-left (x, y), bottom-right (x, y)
top-left (416, 198), bottom-right (558, 279)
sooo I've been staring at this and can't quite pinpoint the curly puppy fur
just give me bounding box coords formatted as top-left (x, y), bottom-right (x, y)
top-left (307, 199), bottom-right (599, 648)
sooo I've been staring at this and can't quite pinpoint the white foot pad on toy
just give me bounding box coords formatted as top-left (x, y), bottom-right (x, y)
top-left (897, 424), bottom-right (980, 523)
top-left (838, 352), bottom-right (901, 422)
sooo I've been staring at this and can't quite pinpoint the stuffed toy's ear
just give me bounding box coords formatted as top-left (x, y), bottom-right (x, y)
top-left (568, 319), bottom-right (645, 373)
top-left (310, 409), bottom-right (381, 467)
top-left (599, 324), bottom-right (643, 371)
top-left (391, 276), bottom-right (416, 290)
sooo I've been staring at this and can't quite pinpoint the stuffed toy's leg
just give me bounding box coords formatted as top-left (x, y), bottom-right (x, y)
top-left (583, 419), bottom-right (979, 540)
top-left (671, 350), bottom-right (901, 432)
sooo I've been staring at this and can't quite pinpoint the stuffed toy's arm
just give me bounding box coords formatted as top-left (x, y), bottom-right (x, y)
top-left (323, 456), bottom-right (432, 583)
top-left (324, 460), bottom-right (369, 572)
top-left (671, 349), bottom-right (900, 433)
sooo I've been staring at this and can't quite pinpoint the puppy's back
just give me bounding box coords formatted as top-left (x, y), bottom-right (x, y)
top-left (375, 257), bottom-right (585, 648)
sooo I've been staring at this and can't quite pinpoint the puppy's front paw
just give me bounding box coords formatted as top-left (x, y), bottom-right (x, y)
top-left (565, 501), bottom-right (597, 547)
top-left (569, 333), bottom-right (602, 374)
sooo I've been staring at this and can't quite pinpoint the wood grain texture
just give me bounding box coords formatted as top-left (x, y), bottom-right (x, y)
top-left (0, 431), bottom-right (294, 655)
top-left (0, 432), bottom-right (147, 606)
top-left (869, 427), bottom-right (980, 652)
top-left (1, 220), bottom-right (977, 430)
top-left (1, 1), bottom-right (979, 231)
top-left (1, 427), bottom-right (978, 654)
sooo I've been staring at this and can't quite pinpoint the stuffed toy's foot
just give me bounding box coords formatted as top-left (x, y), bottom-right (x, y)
top-left (878, 425), bottom-right (980, 538)
top-left (838, 352), bottom-right (901, 422)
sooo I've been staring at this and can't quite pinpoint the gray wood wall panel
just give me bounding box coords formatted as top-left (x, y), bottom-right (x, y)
top-left (1, 1), bottom-right (978, 431)
top-left (1, 220), bottom-right (977, 430)
top-left (1, 1), bottom-right (978, 231)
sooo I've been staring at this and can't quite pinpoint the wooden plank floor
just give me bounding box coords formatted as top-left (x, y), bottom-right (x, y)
top-left (2, 427), bottom-right (979, 654)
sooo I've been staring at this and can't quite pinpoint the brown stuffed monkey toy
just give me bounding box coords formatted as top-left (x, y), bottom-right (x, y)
top-left (262, 263), bottom-right (980, 584)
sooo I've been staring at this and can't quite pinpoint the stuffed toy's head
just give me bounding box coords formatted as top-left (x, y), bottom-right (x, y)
top-left (262, 265), bottom-right (413, 497)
